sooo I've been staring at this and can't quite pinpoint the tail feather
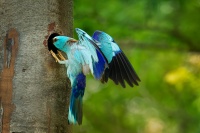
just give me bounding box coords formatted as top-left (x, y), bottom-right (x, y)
top-left (68, 73), bottom-right (86, 125)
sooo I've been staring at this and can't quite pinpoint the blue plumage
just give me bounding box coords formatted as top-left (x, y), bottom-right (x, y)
top-left (68, 73), bottom-right (85, 124)
top-left (92, 49), bottom-right (107, 79)
top-left (92, 31), bottom-right (113, 63)
top-left (51, 28), bottom-right (140, 125)
top-left (52, 28), bottom-right (107, 125)
top-left (92, 30), bottom-right (140, 87)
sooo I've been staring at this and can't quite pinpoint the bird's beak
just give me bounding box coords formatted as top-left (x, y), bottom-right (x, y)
top-left (69, 38), bottom-right (77, 43)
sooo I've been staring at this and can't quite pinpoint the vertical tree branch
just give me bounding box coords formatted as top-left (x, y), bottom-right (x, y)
top-left (0, 0), bottom-right (73, 132)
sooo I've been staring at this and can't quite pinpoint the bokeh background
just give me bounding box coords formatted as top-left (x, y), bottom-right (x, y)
top-left (73, 0), bottom-right (200, 133)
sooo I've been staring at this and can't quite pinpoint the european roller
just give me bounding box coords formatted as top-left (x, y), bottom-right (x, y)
top-left (49, 28), bottom-right (140, 125)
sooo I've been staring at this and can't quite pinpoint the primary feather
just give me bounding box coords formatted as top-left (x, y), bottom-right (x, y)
top-left (92, 30), bottom-right (141, 88)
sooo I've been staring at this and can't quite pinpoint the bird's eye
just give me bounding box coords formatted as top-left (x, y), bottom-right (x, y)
top-left (53, 37), bottom-right (58, 42)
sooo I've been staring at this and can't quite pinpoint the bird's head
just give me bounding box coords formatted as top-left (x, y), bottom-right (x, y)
top-left (53, 36), bottom-right (77, 50)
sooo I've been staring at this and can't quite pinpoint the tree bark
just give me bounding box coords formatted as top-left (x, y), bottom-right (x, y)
top-left (0, 0), bottom-right (73, 132)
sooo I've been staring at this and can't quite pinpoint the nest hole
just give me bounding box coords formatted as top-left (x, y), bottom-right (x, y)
top-left (47, 33), bottom-right (60, 54)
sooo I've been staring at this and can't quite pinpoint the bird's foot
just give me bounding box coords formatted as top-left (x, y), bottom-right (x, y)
top-left (50, 50), bottom-right (60, 62)
top-left (57, 51), bottom-right (66, 60)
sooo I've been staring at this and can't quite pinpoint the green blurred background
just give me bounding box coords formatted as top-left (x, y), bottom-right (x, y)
top-left (73, 0), bottom-right (200, 133)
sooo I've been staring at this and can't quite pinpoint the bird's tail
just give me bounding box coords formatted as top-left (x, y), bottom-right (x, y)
top-left (68, 73), bottom-right (86, 125)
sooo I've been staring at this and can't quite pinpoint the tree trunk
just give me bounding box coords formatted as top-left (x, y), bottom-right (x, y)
top-left (0, 0), bottom-right (73, 132)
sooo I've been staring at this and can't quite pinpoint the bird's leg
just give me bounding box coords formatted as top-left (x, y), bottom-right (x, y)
top-left (50, 51), bottom-right (68, 67)
top-left (57, 60), bottom-right (69, 67)
top-left (50, 50), bottom-right (60, 62)
top-left (57, 51), bottom-right (66, 60)
top-left (56, 51), bottom-right (68, 67)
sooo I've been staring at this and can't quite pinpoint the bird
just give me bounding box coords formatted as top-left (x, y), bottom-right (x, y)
top-left (51, 28), bottom-right (108, 125)
top-left (50, 28), bottom-right (140, 125)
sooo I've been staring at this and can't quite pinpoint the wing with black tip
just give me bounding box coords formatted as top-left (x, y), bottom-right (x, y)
top-left (92, 31), bottom-right (140, 88)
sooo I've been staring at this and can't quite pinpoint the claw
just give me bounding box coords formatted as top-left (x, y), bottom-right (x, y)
top-left (50, 50), bottom-right (60, 62)
top-left (57, 51), bottom-right (66, 60)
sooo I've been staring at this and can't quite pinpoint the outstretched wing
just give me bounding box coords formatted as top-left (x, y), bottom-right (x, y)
top-left (68, 73), bottom-right (86, 125)
top-left (75, 28), bottom-right (108, 80)
top-left (92, 30), bottom-right (140, 88)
